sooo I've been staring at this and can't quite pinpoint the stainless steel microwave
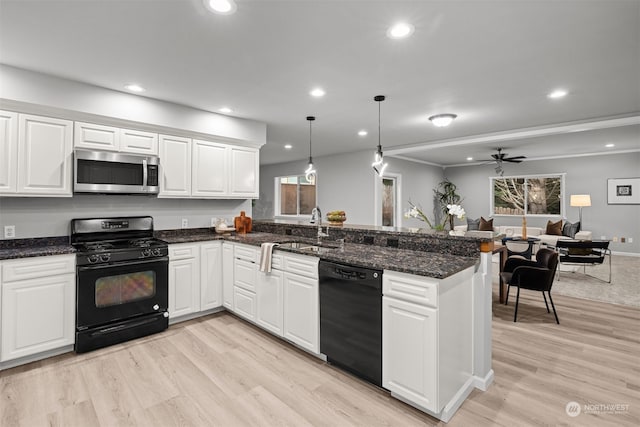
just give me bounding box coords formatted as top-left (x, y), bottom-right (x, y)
top-left (74, 149), bottom-right (160, 195)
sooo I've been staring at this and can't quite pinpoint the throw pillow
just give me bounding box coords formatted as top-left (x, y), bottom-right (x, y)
top-left (562, 221), bottom-right (581, 238)
top-left (479, 217), bottom-right (494, 231)
top-left (545, 219), bottom-right (563, 236)
top-left (467, 217), bottom-right (480, 231)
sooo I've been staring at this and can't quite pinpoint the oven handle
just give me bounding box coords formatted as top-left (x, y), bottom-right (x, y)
top-left (78, 256), bottom-right (169, 272)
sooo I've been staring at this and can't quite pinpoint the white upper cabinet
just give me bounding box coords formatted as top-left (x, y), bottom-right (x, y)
top-left (229, 146), bottom-right (259, 198)
top-left (74, 122), bottom-right (119, 151)
top-left (119, 128), bottom-right (158, 155)
top-left (74, 122), bottom-right (158, 155)
top-left (159, 134), bottom-right (192, 197)
top-left (191, 139), bottom-right (228, 198)
top-left (0, 110), bottom-right (18, 193)
top-left (14, 114), bottom-right (73, 197)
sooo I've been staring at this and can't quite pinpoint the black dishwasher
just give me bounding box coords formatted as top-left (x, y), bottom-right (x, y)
top-left (319, 260), bottom-right (383, 387)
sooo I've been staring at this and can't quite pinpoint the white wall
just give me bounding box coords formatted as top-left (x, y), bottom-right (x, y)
top-left (255, 149), bottom-right (445, 227)
top-left (0, 64), bottom-right (266, 145)
top-left (444, 152), bottom-right (640, 254)
top-left (0, 196), bottom-right (250, 238)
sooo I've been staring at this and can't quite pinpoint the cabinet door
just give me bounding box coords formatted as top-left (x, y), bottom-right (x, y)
top-left (17, 114), bottom-right (73, 196)
top-left (200, 242), bottom-right (222, 311)
top-left (382, 296), bottom-right (438, 412)
top-left (120, 128), bottom-right (158, 155)
top-left (159, 134), bottom-right (192, 197)
top-left (191, 139), bottom-right (228, 197)
top-left (256, 268), bottom-right (284, 336)
top-left (234, 258), bottom-right (257, 292)
top-left (0, 110), bottom-right (18, 193)
top-left (168, 257), bottom-right (200, 319)
top-left (229, 146), bottom-right (259, 198)
top-left (1, 273), bottom-right (75, 362)
top-left (283, 272), bottom-right (319, 353)
top-left (233, 286), bottom-right (256, 321)
top-left (74, 122), bottom-right (119, 151)
top-left (222, 243), bottom-right (234, 310)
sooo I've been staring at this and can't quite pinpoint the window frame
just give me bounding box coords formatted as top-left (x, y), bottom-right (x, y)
top-left (489, 173), bottom-right (566, 217)
top-left (274, 174), bottom-right (317, 219)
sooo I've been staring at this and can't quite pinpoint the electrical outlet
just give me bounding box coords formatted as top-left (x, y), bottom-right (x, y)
top-left (4, 225), bottom-right (15, 239)
top-left (210, 218), bottom-right (216, 227)
top-left (613, 236), bottom-right (618, 242)
top-left (629, 237), bottom-right (634, 243)
top-left (621, 237), bottom-right (626, 243)
top-left (600, 235), bottom-right (606, 240)
top-left (181, 218), bottom-right (188, 229)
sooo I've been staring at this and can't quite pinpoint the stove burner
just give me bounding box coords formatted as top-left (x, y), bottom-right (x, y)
top-left (128, 238), bottom-right (153, 248)
top-left (83, 242), bottom-right (115, 251)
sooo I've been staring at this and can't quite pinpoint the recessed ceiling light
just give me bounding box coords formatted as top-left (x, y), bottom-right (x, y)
top-left (203, 0), bottom-right (237, 15)
top-left (387, 22), bottom-right (415, 39)
top-left (219, 107), bottom-right (233, 114)
top-left (467, 157), bottom-right (473, 161)
top-left (429, 113), bottom-right (457, 127)
top-left (547, 89), bottom-right (568, 99)
top-left (284, 144), bottom-right (292, 150)
top-left (358, 130), bottom-right (368, 137)
top-left (124, 84), bottom-right (145, 93)
top-left (605, 143), bottom-right (615, 148)
top-left (310, 88), bottom-right (325, 97)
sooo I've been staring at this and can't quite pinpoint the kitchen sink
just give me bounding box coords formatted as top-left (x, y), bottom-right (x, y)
top-left (278, 241), bottom-right (340, 254)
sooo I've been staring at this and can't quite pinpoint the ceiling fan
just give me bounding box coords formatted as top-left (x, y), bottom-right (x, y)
top-left (488, 148), bottom-right (526, 176)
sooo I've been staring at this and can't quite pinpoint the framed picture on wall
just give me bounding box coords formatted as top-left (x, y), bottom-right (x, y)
top-left (607, 178), bottom-right (640, 204)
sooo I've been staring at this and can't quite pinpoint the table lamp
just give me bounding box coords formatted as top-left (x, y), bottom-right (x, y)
top-left (570, 194), bottom-right (591, 226)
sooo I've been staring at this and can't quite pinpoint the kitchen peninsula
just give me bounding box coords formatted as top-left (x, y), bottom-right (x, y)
top-left (0, 220), bottom-right (494, 423)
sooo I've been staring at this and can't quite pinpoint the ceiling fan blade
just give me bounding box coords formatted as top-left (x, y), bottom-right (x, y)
top-left (503, 158), bottom-right (523, 163)
top-left (506, 155), bottom-right (526, 160)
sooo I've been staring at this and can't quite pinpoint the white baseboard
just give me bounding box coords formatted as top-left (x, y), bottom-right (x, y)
top-left (472, 369), bottom-right (495, 391)
top-left (611, 251), bottom-right (640, 257)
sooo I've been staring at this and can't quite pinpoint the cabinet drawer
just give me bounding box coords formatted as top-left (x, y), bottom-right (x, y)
top-left (169, 243), bottom-right (198, 260)
top-left (283, 253), bottom-right (318, 279)
top-left (235, 244), bottom-right (258, 262)
top-left (234, 258), bottom-right (257, 292)
top-left (233, 287), bottom-right (256, 321)
top-left (2, 254), bottom-right (75, 282)
top-left (383, 270), bottom-right (438, 308)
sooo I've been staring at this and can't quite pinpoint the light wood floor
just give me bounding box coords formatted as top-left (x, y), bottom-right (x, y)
top-left (2, 286), bottom-right (639, 427)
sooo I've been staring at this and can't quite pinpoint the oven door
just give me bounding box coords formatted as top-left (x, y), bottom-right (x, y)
top-left (76, 257), bottom-right (168, 329)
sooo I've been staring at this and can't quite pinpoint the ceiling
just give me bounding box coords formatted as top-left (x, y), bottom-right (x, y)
top-left (1, 0), bottom-right (639, 167)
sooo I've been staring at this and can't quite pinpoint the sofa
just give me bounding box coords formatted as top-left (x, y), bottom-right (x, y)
top-left (453, 224), bottom-right (592, 247)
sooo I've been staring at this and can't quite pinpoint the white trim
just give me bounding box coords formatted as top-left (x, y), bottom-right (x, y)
top-left (374, 172), bottom-right (402, 227)
top-left (489, 173), bottom-right (566, 217)
top-left (611, 251), bottom-right (640, 257)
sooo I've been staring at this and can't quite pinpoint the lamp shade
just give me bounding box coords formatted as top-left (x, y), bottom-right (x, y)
top-left (570, 194), bottom-right (591, 207)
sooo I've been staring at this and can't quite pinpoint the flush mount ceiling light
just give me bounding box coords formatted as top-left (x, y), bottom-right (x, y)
top-left (372, 95), bottom-right (388, 177)
top-left (429, 113), bottom-right (457, 127)
top-left (304, 116), bottom-right (317, 181)
top-left (203, 0), bottom-right (237, 15)
top-left (547, 89), bottom-right (568, 99)
top-left (218, 107), bottom-right (233, 114)
top-left (387, 22), bottom-right (415, 39)
top-left (358, 130), bottom-right (368, 137)
top-left (124, 83), bottom-right (145, 93)
top-left (310, 88), bottom-right (326, 98)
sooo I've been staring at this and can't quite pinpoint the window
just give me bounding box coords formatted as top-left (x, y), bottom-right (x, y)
top-left (275, 175), bottom-right (316, 217)
top-left (490, 174), bottom-right (565, 216)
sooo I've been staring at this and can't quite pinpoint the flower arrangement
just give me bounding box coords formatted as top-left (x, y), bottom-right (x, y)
top-left (405, 200), bottom-right (465, 231)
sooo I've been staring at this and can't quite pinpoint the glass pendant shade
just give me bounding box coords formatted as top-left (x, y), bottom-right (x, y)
top-left (304, 116), bottom-right (316, 181)
top-left (372, 95), bottom-right (388, 177)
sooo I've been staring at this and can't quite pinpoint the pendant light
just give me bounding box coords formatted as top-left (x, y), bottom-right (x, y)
top-left (372, 95), bottom-right (388, 177)
top-left (304, 116), bottom-right (316, 181)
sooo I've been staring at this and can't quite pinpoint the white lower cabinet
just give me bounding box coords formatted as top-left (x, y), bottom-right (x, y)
top-left (256, 266), bottom-right (283, 336)
top-left (282, 253), bottom-right (319, 354)
top-left (383, 296), bottom-right (438, 411)
top-left (222, 242), bottom-right (234, 310)
top-left (168, 243), bottom-right (201, 320)
top-left (232, 243), bottom-right (258, 321)
top-left (200, 242), bottom-right (222, 311)
top-left (233, 286), bottom-right (257, 321)
top-left (1, 254), bottom-right (75, 362)
top-left (382, 268), bottom-right (474, 419)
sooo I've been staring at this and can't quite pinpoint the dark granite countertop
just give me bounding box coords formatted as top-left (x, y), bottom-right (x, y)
top-left (1, 228), bottom-right (480, 279)
top-left (0, 237), bottom-right (75, 260)
top-left (157, 229), bottom-right (477, 279)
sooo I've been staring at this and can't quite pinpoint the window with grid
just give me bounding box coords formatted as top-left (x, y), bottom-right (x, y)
top-left (275, 175), bottom-right (317, 217)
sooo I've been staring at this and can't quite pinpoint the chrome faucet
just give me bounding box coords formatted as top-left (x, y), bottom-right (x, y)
top-left (311, 206), bottom-right (329, 243)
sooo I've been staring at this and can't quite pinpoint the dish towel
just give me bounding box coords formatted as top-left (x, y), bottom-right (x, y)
top-left (259, 242), bottom-right (279, 273)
